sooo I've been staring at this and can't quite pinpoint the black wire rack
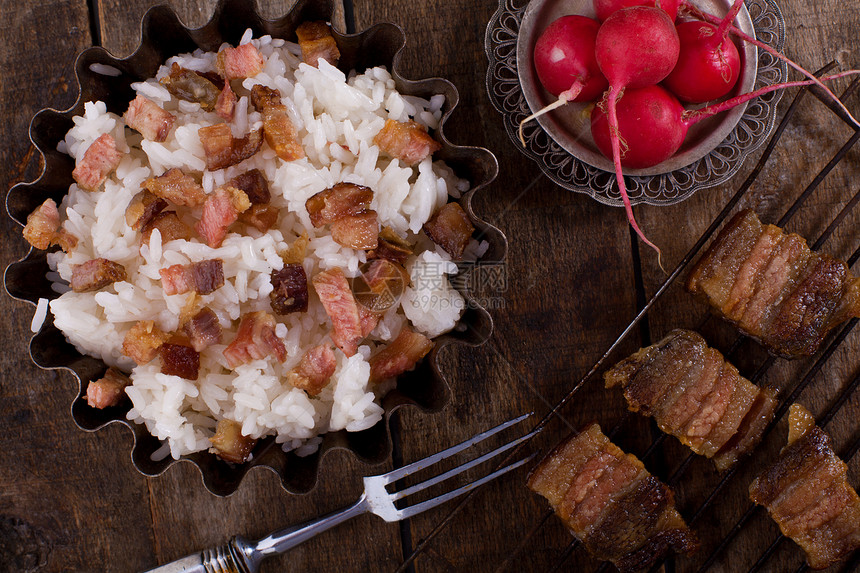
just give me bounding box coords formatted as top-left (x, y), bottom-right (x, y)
top-left (396, 64), bottom-right (860, 573)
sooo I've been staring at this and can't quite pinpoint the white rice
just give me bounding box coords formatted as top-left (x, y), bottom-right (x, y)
top-left (47, 31), bottom-right (477, 460)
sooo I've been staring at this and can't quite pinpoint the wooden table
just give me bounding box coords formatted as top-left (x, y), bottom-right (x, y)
top-left (2, 0), bottom-right (858, 571)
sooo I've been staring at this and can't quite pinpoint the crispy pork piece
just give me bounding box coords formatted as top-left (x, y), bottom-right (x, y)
top-left (223, 311), bottom-right (286, 368)
top-left (373, 119), bottom-right (441, 166)
top-left (160, 342), bottom-right (200, 380)
top-left (270, 264), bottom-right (309, 315)
top-left (367, 227), bottom-right (413, 264)
top-left (70, 258), bottom-right (127, 293)
top-left (749, 404), bottom-right (860, 569)
top-left (605, 330), bottom-right (776, 470)
top-left (23, 198), bottom-right (60, 250)
top-left (142, 168), bottom-right (207, 207)
top-left (287, 344), bottom-right (337, 396)
top-left (159, 259), bottom-right (225, 296)
top-left (368, 327), bottom-right (433, 383)
top-left (140, 211), bottom-right (192, 244)
top-left (216, 43), bottom-right (264, 80)
top-left (123, 95), bottom-right (175, 142)
top-left (183, 307), bottom-right (222, 352)
top-left (72, 133), bottom-right (123, 191)
top-left (215, 81), bottom-right (236, 121)
top-left (122, 320), bottom-right (169, 364)
top-left (195, 186), bottom-right (251, 247)
top-left (305, 183), bottom-right (373, 227)
top-left (198, 123), bottom-right (264, 171)
top-left (250, 85), bottom-right (305, 161)
top-left (210, 419), bottom-right (256, 464)
top-left (313, 267), bottom-right (363, 357)
top-left (160, 63), bottom-right (221, 110)
top-left (295, 21), bottom-right (341, 68)
top-left (528, 423), bottom-right (698, 572)
top-left (228, 168), bottom-right (270, 204)
top-left (85, 368), bottom-right (131, 409)
top-left (330, 210), bottom-right (379, 250)
top-left (239, 204), bottom-right (279, 232)
top-left (423, 202), bottom-right (474, 259)
top-left (125, 191), bottom-right (168, 231)
top-left (686, 210), bottom-right (860, 357)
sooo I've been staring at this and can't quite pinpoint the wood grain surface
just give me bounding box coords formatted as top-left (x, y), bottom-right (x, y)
top-left (1, 0), bottom-right (857, 572)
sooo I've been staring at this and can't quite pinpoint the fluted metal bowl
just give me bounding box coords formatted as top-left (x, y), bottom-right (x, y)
top-left (5, 0), bottom-right (505, 496)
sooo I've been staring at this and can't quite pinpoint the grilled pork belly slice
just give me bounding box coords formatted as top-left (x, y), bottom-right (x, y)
top-left (687, 210), bottom-right (860, 357)
top-left (750, 404), bottom-right (860, 569)
top-left (528, 423), bottom-right (697, 572)
top-left (605, 330), bottom-right (775, 469)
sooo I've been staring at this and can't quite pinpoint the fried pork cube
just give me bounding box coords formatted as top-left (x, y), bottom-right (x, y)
top-left (367, 227), bottom-right (413, 265)
top-left (528, 423), bottom-right (698, 572)
top-left (373, 119), bottom-right (441, 166)
top-left (250, 85), bottom-right (305, 161)
top-left (295, 21), bottom-right (341, 68)
top-left (160, 63), bottom-right (221, 110)
top-left (305, 183), bottom-right (373, 227)
top-left (604, 330), bottom-right (777, 471)
top-left (239, 204), bottom-right (280, 232)
top-left (23, 198), bottom-right (60, 250)
top-left (160, 342), bottom-right (200, 380)
top-left (70, 258), bottom-right (127, 293)
top-left (312, 267), bottom-right (363, 357)
top-left (228, 168), bottom-right (270, 204)
top-left (423, 202), bottom-right (475, 259)
top-left (123, 95), bottom-right (175, 142)
top-left (72, 133), bottom-right (123, 191)
top-left (182, 307), bottom-right (222, 352)
top-left (85, 368), bottom-right (131, 409)
top-left (159, 259), bottom-right (225, 296)
top-left (369, 327), bottom-right (433, 383)
top-left (122, 320), bottom-right (169, 364)
top-left (140, 211), bottom-right (193, 244)
top-left (215, 81), bottom-right (236, 121)
top-left (686, 210), bottom-right (860, 357)
top-left (287, 344), bottom-right (337, 396)
top-left (216, 43), bottom-right (264, 80)
top-left (749, 404), bottom-right (860, 569)
top-left (198, 123), bottom-right (264, 171)
top-left (142, 168), bottom-right (207, 207)
top-left (210, 419), bottom-right (257, 464)
top-left (195, 186), bottom-right (250, 247)
top-left (223, 311), bottom-right (287, 368)
top-left (269, 264), bottom-right (309, 315)
top-left (330, 210), bottom-right (379, 250)
top-left (125, 190), bottom-right (168, 231)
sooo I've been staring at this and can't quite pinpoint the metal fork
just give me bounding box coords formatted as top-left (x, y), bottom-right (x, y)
top-left (144, 413), bottom-right (537, 573)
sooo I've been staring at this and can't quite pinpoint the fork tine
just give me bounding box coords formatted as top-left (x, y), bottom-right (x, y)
top-left (395, 452), bottom-right (538, 520)
top-left (392, 427), bottom-right (540, 501)
top-left (380, 412), bottom-right (533, 484)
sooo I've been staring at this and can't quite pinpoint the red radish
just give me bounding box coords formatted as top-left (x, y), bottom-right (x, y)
top-left (518, 15), bottom-right (607, 145)
top-left (593, 0), bottom-right (682, 22)
top-left (663, 20), bottom-right (742, 102)
top-left (595, 5), bottom-right (681, 259)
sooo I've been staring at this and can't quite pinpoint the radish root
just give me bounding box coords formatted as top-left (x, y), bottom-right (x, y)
top-left (518, 84), bottom-right (584, 147)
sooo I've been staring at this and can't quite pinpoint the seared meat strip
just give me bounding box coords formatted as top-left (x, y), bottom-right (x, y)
top-left (183, 307), bottom-right (222, 352)
top-left (142, 168), bottom-right (207, 207)
top-left (250, 85), bottom-right (305, 162)
top-left (125, 191), bottom-right (168, 231)
top-left (528, 423), bottom-right (698, 572)
top-left (269, 264), bottom-right (309, 315)
top-left (210, 419), bottom-right (256, 464)
top-left (423, 202), bottom-right (475, 259)
top-left (195, 186), bottom-right (251, 248)
top-left (306, 182), bottom-right (373, 227)
top-left (313, 267), bottom-right (363, 357)
top-left (123, 95), bottom-right (175, 142)
top-left (159, 259), bottom-right (224, 296)
top-left (295, 21), bottom-right (341, 68)
top-left (160, 63), bottom-right (221, 110)
top-left (223, 311), bottom-right (286, 368)
top-left (750, 404), bottom-right (860, 569)
top-left (122, 320), bottom-right (169, 364)
top-left (70, 258), bottom-right (127, 293)
top-left (85, 368), bottom-right (131, 409)
top-left (368, 326), bottom-right (433, 383)
top-left (216, 43), bottom-right (264, 80)
top-left (287, 344), bottom-right (337, 396)
top-left (140, 211), bottom-right (192, 244)
top-left (687, 210), bottom-right (860, 357)
top-left (72, 133), bottom-right (123, 191)
top-left (605, 330), bottom-right (776, 469)
top-left (373, 119), bottom-right (441, 166)
top-left (199, 123), bottom-right (263, 171)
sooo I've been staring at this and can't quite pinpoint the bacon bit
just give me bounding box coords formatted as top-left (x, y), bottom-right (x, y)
top-left (363, 258), bottom-right (410, 295)
top-left (215, 81), bottom-right (237, 121)
top-left (239, 203), bottom-right (279, 232)
top-left (72, 133), bottom-right (123, 191)
top-left (305, 183), bottom-right (374, 227)
top-left (330, 210), bottom-right (379, 249)
top-left (160, 343), bottom-right (200, 380)
top-left (210, 419), bottom-right (257, 464)
top-left (122, 320), bottom-right (169, 364)
top-left (287, 344), bottom-right (337, 396)
top-left (23, 198), bottom-right (60, 250)
top-left (159, 259), bottom-right (225, 296)
top-left (70, 258), bottom-right (127, 293)
top-left (160, 63), bottom-right (221, 110)
top-left (358, 305), bottom-right (381, 338)
top-left (281, 232), bottom-right (309, 265)
top-left (250, 85), bottom-right (304, 162)
top-left (423, 202), bottom-right (475, 259)
top-left (270, 264), bottom-right (309, 315)
top-left (195, 186), bottom-right (251, 247)
top-left (223, 311), bottom-right (287, 368)
top-left (228, 168), bottom-right (270, 204)
top-left (85, 368), bottom-right (131, 409)
top-left (369, 327), bottom-right (433, 383)
top-left (140, 211), bottom-right (193, 244)
top-left (295, 21), bottom-right (341, 68)
top-left (125, 190), bottom-right (168, 230)
top-left (53, 228), bottom-right (78, 252)
top-left (142, 168), bottom-right (207, 207)
top-left (183, 307), bottom-right (222, 352)
top-left (123, 95), bottom-right (175, 142)
top-left (313, 267), bottom-right (363, 357)
top-left (216, 43), bottom-right (265, 80)
top-left (199, 123), bottom-right (264, 171)
top-left (368, 226), bottom-right (413, 264)
top-left (373, 119), bottom-right (441, 166)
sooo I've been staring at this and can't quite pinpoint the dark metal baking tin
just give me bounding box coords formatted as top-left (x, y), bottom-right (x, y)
top-left (4, 0), bottom-right (505, 496)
